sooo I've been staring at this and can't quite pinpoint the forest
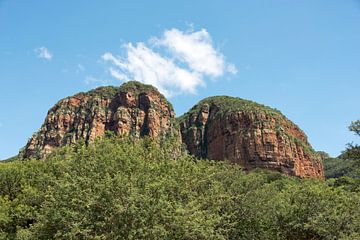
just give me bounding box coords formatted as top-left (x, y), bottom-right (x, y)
top-left (0, 121), bottom-right (359, 240)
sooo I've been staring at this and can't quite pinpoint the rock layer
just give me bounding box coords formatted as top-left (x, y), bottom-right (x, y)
top-left (22, 81), bottom-right (177, 159)
top-left (178, 96), bottom-right (324, 179)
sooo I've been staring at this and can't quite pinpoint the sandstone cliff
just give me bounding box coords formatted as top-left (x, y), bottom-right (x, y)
top-left (22, 81), bottom-right (177, 159)
top-left (178, 96), bottom-right (324, 179)
top-left (21, 82), bottom-right (323, 179)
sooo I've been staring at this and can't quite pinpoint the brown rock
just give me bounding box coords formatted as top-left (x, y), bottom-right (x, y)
top-left (178, 96), bottom-right (324, 179)
top-left (22, 81), bottom-right (177, 159)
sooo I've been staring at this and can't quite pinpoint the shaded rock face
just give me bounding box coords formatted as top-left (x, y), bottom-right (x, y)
top-left (22, 82), bottom-right (176, 159)
top-left (179, 96), bottom-right (324, 179)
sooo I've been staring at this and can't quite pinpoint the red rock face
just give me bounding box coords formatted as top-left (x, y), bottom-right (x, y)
top-left (22, 82), bottom-right (323, 179)
top-left (22, 82), bottom-right (176, 159)
top-left (179, 97), bottom-right (324, 179)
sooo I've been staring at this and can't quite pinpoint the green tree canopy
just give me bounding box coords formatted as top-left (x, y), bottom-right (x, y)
top-left (0, 135), bottom-right (360, 239)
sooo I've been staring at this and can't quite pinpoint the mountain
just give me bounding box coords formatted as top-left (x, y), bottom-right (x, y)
top-left (178, 96), bottom-right (323, 179)
top-left (21, 81), bottom-right (323, 178)
top-left (22, 81), bottom-right (177, 159)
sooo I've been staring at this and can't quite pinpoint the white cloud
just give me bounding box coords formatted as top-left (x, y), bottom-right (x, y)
top-left (78, 64), bottom-right (85, 71)
top-left (103, 43), bottom-right (203, 96)
top-left (109, 68), bottom-right (129, 81)
top-left (84, 76), bottom-right (108, 86)
top-left (102, 28), bottom-right (236, 97)
top-left (35, 47), bottom-right (53, 60)
top-left (154, 28), bottom-right (230, 77)
top-left (227, 63), bottom-right (238, 74)
top-left (76, 64), bottom-right (85, 74)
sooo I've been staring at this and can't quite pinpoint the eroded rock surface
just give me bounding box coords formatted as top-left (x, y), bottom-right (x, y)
top-left (178, 96), bottom-right (324, 179)
top-left (22, 81), bottom-right (177, 159)
top-left (22, 82), bottom-right (323, 179)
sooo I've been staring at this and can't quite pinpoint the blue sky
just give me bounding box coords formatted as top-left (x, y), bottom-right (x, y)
top-left (0, 0), bottom-right (359, 159)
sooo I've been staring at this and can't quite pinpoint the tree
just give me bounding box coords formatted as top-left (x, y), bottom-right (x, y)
top-left (342, 120), bottom-right (360, 162)
top-left (1, 136), bottom-right (360, 239)
top-left (349, 120), bottom-right (360, 137)
top-left (316, 151), bottom-right (330, 161)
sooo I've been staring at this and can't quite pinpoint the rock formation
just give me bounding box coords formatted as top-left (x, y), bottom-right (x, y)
top-left (22, 81), bottom-right (177, 159)
top-left (178, 96), bottom-right (324, 179)
top-left (21, 81), bottom-right (323, 179)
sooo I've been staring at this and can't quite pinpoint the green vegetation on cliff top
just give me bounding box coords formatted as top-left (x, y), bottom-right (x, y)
top-left (75, 81), bottom-right (173, 111)
top-left (77, 81), bottom-right (161, 99)
top-left (84, 86), bottom-right (119, 99)
top-left (178, 96), bottom-right (287, 122)
top-left (119, 81), bottom-right (162, 95)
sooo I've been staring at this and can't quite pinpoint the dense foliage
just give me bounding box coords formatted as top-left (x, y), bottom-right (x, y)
top-left (322, 119), bottom-right (360, 192)
top-left (323, 120), bottom-right (360, 179)
top-left (1, 135), bottom-right (360, 239)
top-left (323, 157), bottom-right (358, 178)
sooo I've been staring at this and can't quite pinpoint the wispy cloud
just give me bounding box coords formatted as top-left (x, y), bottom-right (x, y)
top-left (76, 64), bottom-right (85, 74)
top-left (102, 28), bottom-right (236, 97)
top-left (84, 75), bottom-right (109, 86)
top-left (35, 46), bottom-right (53, 61)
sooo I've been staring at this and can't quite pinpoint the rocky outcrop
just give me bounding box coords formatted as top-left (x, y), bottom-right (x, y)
top-left (21, 82), bottom-right (323, 179)
top-left (178, 96), bottom-right (324, 179)
top-left (22, 81), bottom-right (177, 159)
